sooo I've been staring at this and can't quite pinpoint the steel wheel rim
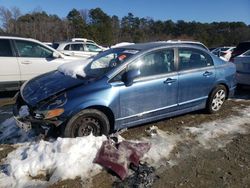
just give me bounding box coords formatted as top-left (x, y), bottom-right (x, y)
top-left (75, 117), bottom-right (101, 137)
top-left (211, 89), bottom-right (226, 111)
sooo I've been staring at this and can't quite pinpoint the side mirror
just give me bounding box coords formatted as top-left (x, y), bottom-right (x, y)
top-left (122, 69), bottom-right (140, 87)
top-left (52, 51), bottom-right (62, 58)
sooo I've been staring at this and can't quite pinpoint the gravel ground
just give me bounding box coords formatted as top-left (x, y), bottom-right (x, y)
top-left (0, 86), bottom-right (250, 188)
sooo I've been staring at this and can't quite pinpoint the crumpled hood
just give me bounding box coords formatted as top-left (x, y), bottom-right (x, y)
top-left (21, 71), bottom-right (91, 106)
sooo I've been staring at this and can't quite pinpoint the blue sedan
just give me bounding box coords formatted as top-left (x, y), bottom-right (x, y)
top-left (13, 42), bottom-right (236, 137)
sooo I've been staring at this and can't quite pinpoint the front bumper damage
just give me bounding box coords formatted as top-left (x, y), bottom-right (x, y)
top-left (13, 93), bottom-right (63, 135)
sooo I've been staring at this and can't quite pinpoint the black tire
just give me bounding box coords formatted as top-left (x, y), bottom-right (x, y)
top-left (206, 85), bottom-right (227, 114)
top-left (63, 109), bottom-right (110, 137)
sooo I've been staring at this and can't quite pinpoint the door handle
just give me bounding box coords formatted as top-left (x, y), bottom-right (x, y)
top-left (203, 71), bottom-right (213, 77)
top-left (21, 61), bottom-right (32, 64)
top-left (164, 78), bottom-right (177, 84)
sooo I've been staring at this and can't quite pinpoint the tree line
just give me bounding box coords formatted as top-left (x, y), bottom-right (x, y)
top-left (0, 6), bottom-right (249, 47)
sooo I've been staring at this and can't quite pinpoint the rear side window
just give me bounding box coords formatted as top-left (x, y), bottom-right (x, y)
top-left (70, 44), bottom-right (84, 51)
top-left (15, 40), bottom-right (53, 58)
top-left (178, 48), bottom-right (213, 70)
top-left (0, 39), bottom-right (13, 57)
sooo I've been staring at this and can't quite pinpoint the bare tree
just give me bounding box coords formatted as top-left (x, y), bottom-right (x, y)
top-left (0, 6), bottom-right (12, 32)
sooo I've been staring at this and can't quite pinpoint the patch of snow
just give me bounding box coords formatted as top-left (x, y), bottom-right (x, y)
top-left (58, 59), bottom-right (91, 78)
top-left (185, 107), bottom-right (250, 149)
top-left (0, 135), bottom-right (107, 187)
top-left (0, 118), bottom-right (36, 144)
top-left (142, 128), bottom-right (181, 167)
top-left (111, 42), bottom-right (135, 48)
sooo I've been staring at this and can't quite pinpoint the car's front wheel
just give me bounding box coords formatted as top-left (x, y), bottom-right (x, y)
top-left (63, 109), bottom-right (110, 137)
top-left (206, 85), bottom-right (227, 114)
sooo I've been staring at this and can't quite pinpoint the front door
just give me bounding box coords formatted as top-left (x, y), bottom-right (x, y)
top-left (14, 39), bottom-right (65, 81)
top-left (113, 48), bottom-right (178, 128)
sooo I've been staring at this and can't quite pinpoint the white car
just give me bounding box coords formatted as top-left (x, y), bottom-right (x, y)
top-left (55, 41), bottom-right (106, 58)
top-left (0, 36), bottom-right (80, 91)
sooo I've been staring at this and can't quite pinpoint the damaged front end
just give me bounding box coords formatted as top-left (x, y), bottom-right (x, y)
top-left (13, 91), bottom-right (67, 135)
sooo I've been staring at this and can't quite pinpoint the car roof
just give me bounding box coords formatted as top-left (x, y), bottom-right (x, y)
top-left (118, 41), bottom-right (208, 51)
top-left (57, 41), bottom-right (97, 45)
top-left (0, 36), bottom-right (41, 43)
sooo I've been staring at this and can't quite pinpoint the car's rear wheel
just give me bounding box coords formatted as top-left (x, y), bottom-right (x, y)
top-left (63, 109), bottom-right (110, 137)
top-left (206, 85), bottom-right (227, 114)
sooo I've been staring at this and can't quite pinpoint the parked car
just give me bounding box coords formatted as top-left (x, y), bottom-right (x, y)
top-left (230, 41), bottom-right (250, 60)
top-left (0, 36), bottom-right (80, 91)
top-left (232, 50), bottom-right (250, 85)
top-left (54, 41), bottom-right (106, 58)
top-left (13, 42), bottom-right (236, 138)
top-left (211, 47), bottom-right (235, 61)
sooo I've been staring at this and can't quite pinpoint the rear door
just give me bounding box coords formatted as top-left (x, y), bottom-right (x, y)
top-left (0, 39), bottom-right (21, 90)
top-left (14, 39), bottom-right (65, 81)
top-left (177, 48), bottom-right (215, 109)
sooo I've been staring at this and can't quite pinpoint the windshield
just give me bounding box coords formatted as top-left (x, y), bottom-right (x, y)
top-left (82, 48), bottom-right (139, 78)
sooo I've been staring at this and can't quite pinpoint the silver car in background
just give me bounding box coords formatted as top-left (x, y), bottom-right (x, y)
top-left (53, 41), bottom-right (106, 59)
top-left (232, 50), bottom-right (250, 85)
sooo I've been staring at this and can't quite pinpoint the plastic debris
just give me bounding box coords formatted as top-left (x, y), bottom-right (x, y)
top-left (94, 138), bottom-right (151, 180)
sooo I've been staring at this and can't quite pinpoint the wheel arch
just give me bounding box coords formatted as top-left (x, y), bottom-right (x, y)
top-left (210, 82), bottom-right (229, 99)
top-left (85, 105), bottom-right (115, 133)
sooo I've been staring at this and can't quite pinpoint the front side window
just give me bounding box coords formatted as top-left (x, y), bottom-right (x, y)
top-left (0, 39), bottom-right (13, 57)
top-left (127, 49), bottom-right (174, 78)
top-left (178, 48), bottom-right (213, 70)
top-left (64, 44), bottom-right (70, 50)
top-left (15, 40), bottom-right (53, 58)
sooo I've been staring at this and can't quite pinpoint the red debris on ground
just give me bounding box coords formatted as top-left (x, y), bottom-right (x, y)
top-left (94, 139), bottom-right (151, 180)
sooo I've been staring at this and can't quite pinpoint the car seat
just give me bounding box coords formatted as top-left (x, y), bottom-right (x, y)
top-left (153, 52), bottom-right (166, 74)
top-left (189, 53), bottom-right (201, 68)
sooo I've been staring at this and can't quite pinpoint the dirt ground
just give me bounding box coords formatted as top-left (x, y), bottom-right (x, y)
top-left (0, 87), bottom-right (250, 188)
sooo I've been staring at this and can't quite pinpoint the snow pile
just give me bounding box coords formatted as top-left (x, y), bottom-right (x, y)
top-left (185, 107), bottom-right (250, 149)
top-left (58, 59), bottom-right (91, 78)
top-left (0, 135), bottom-right (106, 187)
top-left (0, 118), bottom-right (36, 144)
